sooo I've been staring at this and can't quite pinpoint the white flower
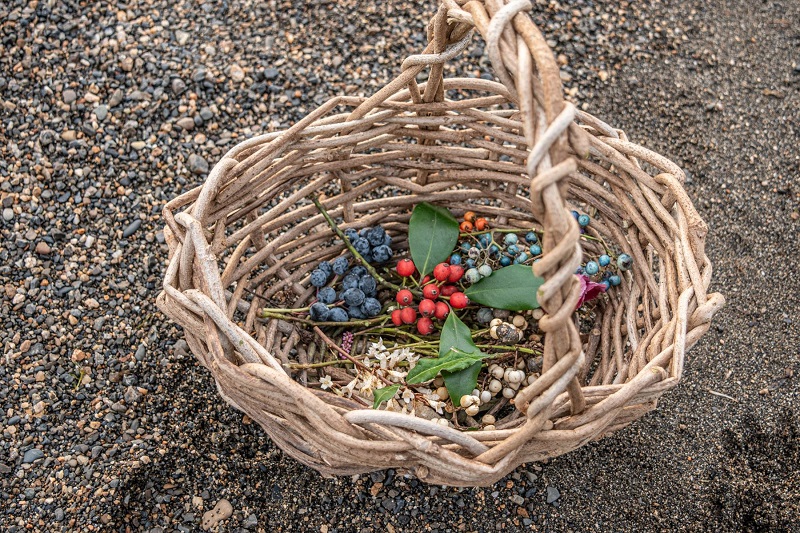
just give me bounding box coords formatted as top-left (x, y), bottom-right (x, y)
top-left (340, 377), bottom-right (358, 398)
top-left (402, 388), bottom-right (415, 404)
top-left (359, 374), bottom-right (376, 395)
top-left (319, 375), bottom-right (333, 390)
top-left (367, 339), bottom-right (386, 358)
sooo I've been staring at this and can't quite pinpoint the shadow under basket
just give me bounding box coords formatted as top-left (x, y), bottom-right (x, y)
top-left (157, 0), bottom-right (724, 486)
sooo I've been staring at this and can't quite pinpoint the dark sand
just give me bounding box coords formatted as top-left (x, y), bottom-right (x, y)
top-left (0, 0), bottom-right (797, 531)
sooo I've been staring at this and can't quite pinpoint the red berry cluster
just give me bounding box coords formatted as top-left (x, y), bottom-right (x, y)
top-left (391, 260), bottom-right (470, 335)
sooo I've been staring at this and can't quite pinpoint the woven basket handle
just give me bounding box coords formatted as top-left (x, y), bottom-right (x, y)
top-left (443, 0), bottom-right (588, 424)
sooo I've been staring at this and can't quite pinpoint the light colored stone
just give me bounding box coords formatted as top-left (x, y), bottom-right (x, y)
top-left (229, 63), bottom-right (245, 82)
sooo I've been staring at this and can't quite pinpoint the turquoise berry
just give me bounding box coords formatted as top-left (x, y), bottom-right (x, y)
top-left (507, 244), bottom-right (520, 256)
top-left (479, 233), bottom-right (491, 246)
top-left (599, 280), bottom-right (610, 290)
top-left (460, 242), bottom-right (471, 253)
top-left (530, 245), bottom-right (542, 256)
top-left (525, 231), bottom-right (538, 243)
top-left (617, 253), bottom-right (633, 271)
top-left (571, 210), bottom-right (580, 220)
top-left (450, 253), bottom-right (462, 265)
top-left (465, 268), bottom-right (481, 283)
top-left (465, 258), bottom-right (476, 269)
top-left (578, 214), bottom-right (590, 227)
top-left (598, 254), bottom-right (610, 267)
top-left (503, 233), bottom-right (518, 246)
top-left (489, 244), bottom-right (500, 255)
top-left (609, 275), bottom-right (621, 286)
top-left (584, 261), bottom-right (599, 275)
top-left (500, 256), bottom-right (512, 267)
top-left (514, 252), bottom-right (529, 263)
top-left (478, 264), bottom-right (493, 278)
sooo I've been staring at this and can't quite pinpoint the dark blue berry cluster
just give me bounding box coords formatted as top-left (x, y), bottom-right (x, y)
top-left (343, 225), bottom-right (393, 264)
top-left (309, 236), bottom-right (390, 322)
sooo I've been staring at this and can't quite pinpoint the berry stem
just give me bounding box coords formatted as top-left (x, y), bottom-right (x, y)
top-left (259, 311), bottom-right (384, 328)
top-left (312, 197), bottom-right (419, 296)
top-left (258, 306), bottom-right (311, 314)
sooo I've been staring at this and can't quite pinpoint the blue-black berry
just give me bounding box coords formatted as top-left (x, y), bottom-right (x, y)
top-left (371, 244), bottom-right (393, 263)
top-left (342, 288), bottom-right (365, 307)
top-left (361, 297), bottom-right (381, 317)
top-left (310, 269), bottom-right (329, 287)
top-left (382, 233), bottom-right (393, 247)
top-left (309, 302), bottom-right (330, 321)
top-left (341, 274), bottom-right (360, 290)
top-left (344, 228), bottom-right (359, 242)
top-left (332, 256), bottom-right (350, 275)
top-left (317, 286), bottom-right (337, 304)
top-left (347, 305), bottom-right (367, 319)
top-left (353, 237), bottom-right (371, 256)
top-left (317, 261), bottom-right (332, 277)
top-left (358, 276), bottom-right (377, 295)
top-left (450, 253), bottom-right (462, 265)
top-left (366, 226), bottom-right (386, 247)
top-left (328, 307), bottom-right (349, 322)
top-left (350, 266), bottom-right (368, 277)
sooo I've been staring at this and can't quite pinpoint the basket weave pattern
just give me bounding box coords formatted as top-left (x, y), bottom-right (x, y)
top-left (158, 0), bottom-right (724, 486)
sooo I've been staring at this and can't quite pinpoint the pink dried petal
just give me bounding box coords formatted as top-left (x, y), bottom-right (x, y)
top-left (576, 274), bottom-right (607, 309)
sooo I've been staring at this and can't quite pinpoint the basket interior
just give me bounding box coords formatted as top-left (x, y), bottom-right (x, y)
top-left (177, 78), bottom-right (690, 393)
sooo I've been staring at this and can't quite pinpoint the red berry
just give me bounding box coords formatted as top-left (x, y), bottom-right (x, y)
top-left (447, 265), bottom-right (464, 283)
top-left (433, 263), bottom-right (451, 282)
top-left (440, 284), bottom-right (457, 296)
top-left (418, 298), bottom-right (436, 317)
top-left (391, 309), bottom-right (403, 326)
top-left (400, 307), bottom-right (417, 324)
top-left (417, 317), bottom-right (435, 335)
top-left (396, 258), bottom-right (416, 277)
top-left (422, 284), bottom-right (440, 300)
top-left (450, 292), bottom-right (469, 309)
top-left (421, 275), bottom-right (431, 285)
top-left (396, 289), bottom-right (413, 306)
top-left (434, 301), bottom-right (450, 320)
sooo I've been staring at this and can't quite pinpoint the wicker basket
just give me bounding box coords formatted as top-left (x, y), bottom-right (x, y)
top-left (157, 0), bottom-right (724, 486)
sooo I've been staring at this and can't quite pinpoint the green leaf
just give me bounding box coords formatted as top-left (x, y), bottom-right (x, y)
top-left (406, 347), bottom-right (489, 384)
top-left (372, 384), bottom-right (400, 409)
top-left (442, 362), bottom-right (483, 406)
top-left (464, 264), bottom-right (545, 311)
top-left (408, 202), bottom-right (459, 276)
top-left (438, 312), bottom-right (476, 358)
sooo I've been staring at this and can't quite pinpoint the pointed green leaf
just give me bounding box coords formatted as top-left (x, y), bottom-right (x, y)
top-left (372, 384), bottom-right (400, 409)
top-left (406, 347), bottom-right (490, 384)
top-left (464, 264), bottom-right (545, 311)
top-left (442, 362), bottom-right (483, 406)
top-left (438, 312), bottom-right (476, 357)
top-left (408, 202), bottom-right (459, 276)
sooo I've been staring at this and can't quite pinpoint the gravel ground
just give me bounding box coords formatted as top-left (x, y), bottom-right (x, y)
top-left (1, 0), bottom-right (798, 531)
